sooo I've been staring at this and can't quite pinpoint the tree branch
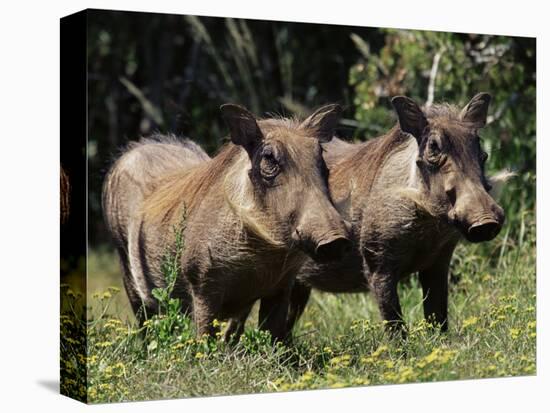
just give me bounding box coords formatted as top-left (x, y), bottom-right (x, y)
top-left (120, 77), bottom-right (164, 127)
top-left (426, 48), bottom-right (445, 107)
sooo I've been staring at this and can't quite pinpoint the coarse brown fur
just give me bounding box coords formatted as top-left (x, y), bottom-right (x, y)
top-left (102, 105), bottom-right (350, 341)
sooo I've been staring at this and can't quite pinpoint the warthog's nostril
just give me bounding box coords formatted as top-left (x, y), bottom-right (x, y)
top-left (314, 237), bottom-right (351, 263)
top-left (467, 220), bottom-right (502, 243)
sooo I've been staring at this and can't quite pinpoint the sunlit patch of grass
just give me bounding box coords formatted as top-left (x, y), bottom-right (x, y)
top-left (63, 210), bottom-right (535, 403)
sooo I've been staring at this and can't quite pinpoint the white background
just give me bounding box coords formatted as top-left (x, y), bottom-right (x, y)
top-left (0, 0), bottom-right (546, 411)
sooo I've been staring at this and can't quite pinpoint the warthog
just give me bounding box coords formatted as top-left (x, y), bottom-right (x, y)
top-left (102, 104), bottom-right (350, 341)
top-left (228, 93), bottom-right (509, 338)
top-left (290, 93), bottom-right (508, 334)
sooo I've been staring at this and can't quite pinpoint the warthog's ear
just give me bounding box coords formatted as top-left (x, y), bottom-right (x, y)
top-left (220, 104), bottom-right (263, 157)
top-left (460, 93), bottom-right (491, 128)
top-left (301, 104), bottom-right (343, 142)
top-left (391, 96), bottom-right (427, 142)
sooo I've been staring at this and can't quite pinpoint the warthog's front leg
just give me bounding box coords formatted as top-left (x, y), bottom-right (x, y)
top-left (192, 292), bottom-right (222, 338)
top-left (258, 290), bottom-right (292, 343)
top-left (224, 305), bottom-right (253, 343)
top-left (418, 245), bottom-right (454, 332)
top-left (285, 281), bottom-right (312, 337)
top-left (367, 270), bottom-right (405, 336)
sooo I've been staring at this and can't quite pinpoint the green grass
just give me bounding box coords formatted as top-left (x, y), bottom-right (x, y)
top-left (61, 209), bottom-right (536, 403)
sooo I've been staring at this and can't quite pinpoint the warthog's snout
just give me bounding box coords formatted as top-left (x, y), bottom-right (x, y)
top-left (465, 202), bottom-right (505, 243)
top-left (449, 184), bottom-right (505, 244)
top-left (467, 219), bottom-right (502, 243)
top-left (293, 224), bottom-right (351, 263)
top-left (315, 236), bottom-right (352, 263)
top-left (292, 194), bottom-right (351, 263)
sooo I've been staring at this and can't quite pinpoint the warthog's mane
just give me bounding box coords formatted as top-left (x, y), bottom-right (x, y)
top-left (141, 118), bottom-right (319, 247)
top-left (332, 125), bottom-right (408, 199)
top-left (423, 103), bottom-right (462, 120)
top-left (141, 142), bottom-right (242, 223)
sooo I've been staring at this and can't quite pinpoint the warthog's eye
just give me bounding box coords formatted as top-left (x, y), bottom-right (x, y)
top-left (428, 139), bottom-right (440, 155)
top-left (259, 147), bottom-right (280, 182)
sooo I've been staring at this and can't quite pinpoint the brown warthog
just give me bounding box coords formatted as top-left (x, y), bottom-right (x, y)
top-left (290, 93), bottom-right (508, 335)
top-left (102, 104), bottom-right (350, 341)
top-left (228, 93), bottom-right (509, 338)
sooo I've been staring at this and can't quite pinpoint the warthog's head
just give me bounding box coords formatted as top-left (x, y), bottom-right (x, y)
top-left (392, 93), bottom-right (505, 243)
top-left (221, 104), bottom-right (351, 262)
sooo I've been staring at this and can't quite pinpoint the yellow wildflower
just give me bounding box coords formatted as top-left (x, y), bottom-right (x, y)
top-left (397, 366), bottom-right (415, 383)
top-left (509, 328), bottom-right (520, 339)
top-left (462, 316), bottom-right (479, 329)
